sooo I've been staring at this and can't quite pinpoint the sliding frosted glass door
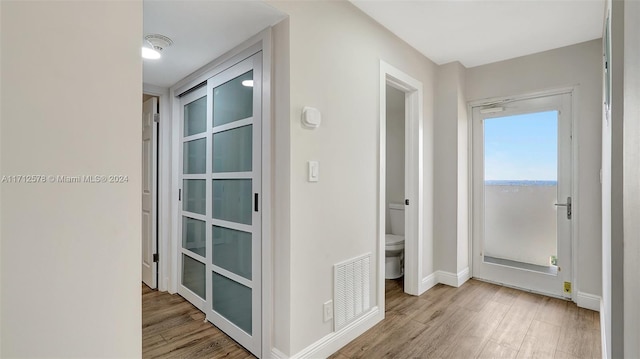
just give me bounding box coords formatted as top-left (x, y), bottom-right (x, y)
top-left (178, 53), bottom-right (262, 357)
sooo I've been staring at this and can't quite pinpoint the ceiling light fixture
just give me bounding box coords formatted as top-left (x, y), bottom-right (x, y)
top-left (142, 34), bottom-right (173, 60)
top-left (242, 80), bottom-right (254, 87)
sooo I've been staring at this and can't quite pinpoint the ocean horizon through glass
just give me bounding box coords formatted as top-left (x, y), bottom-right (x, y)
top-left (483, 111), bottom-right (558, 268)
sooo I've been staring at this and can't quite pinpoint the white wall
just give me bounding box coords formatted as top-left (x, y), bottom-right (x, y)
top-left (466, 39), bottom-right (603, 297)
top-left (434, 62), bottom-right (469, 276)
top-left (0, 1), bottom-right (142, 357)
top-left (604, 0), bottom-right (624, 356)
top-left (385, 85), bottom-right (405, 233)
top-left (269, 1), bottom-right (436, 355)
top-left (272, 17), bottom-right (292, 355)
top-left (623, 2), bottom-right (640, 357)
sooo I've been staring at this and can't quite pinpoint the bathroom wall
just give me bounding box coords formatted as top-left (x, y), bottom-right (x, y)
top-left (385, 85), bottom-right (405, 233)
top-left (268, 1), bottom-right (436, 355)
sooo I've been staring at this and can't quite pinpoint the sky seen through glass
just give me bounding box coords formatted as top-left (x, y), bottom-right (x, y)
top-left (484, 111), bottom-right (558, 182)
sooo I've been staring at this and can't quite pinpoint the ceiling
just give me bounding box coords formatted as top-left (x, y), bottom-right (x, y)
top-left (143, 1), bottom-right (286, 88)
top-left (143, 0), bottom-right (605, 89)
top-left (350, 0), bottom-right (605, 68)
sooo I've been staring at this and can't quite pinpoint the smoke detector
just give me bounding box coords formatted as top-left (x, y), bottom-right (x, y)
top-left (142, 34), bottom-right (173, 60)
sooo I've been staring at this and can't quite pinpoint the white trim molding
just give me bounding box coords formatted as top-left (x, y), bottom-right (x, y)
top-left (420, 272), bottom-right (438, 293)
top-left (436, 268), bottom-right (471, 288)
top-left (600, 298), bottom-right (607, 359)
top-left (379, 60), bottom-right (425, 302)
top-left (271, 348), bottom-right (288, 359)
top-left (577, 291), bottom-right (601, 312)
top-left (277, 307), bottom-right (381, 359)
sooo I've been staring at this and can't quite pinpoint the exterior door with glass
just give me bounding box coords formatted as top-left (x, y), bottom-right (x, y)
top-left (178, 53), bottom-right (262, 356)
top-left (472, 92), bottom-right (572, 298)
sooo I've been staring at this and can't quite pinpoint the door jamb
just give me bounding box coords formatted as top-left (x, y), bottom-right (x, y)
top-left (467, 86), bottom-right (578, 302)
top-left (379, 61), bottom-right (424, 305)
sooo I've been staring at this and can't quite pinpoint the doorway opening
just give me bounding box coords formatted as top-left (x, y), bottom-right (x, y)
top-left (384, 85), bottom-right (406, 287)
top-left (142, 94), bottom-right (159, 290)
top-left (471, 90), bottom-right (574, 299)
top-left (379, 61), bottom-right (424, 311)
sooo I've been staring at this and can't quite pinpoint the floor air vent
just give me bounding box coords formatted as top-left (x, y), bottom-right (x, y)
top-left (334, 253), bottom-right (371, 331)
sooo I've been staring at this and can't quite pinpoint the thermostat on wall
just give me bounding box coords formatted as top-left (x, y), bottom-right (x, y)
top-left (301, 106), bottom-right (322, 129)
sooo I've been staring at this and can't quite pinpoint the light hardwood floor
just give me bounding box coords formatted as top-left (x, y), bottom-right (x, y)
top-left (330, 279), bottom-right (601, 359)
top-left (142, 284), bottom-right (255, 359)
top-left (143, 279), bottom-right (601, 358)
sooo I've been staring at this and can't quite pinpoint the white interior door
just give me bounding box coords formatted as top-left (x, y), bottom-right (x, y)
top-left (178, 53), bottom-right (262, 357)
top-left (142, 97), bottom-right (158, 289)
top-left (472, 92), bottom-right (572, 298)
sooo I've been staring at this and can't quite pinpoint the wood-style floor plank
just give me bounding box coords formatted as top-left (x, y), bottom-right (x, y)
top-left (331, 278), bottom-right (601, 359)
top-left (143, 279), bottom-right (601, 359)
top-left (142, 284), bottom-right (255, 359)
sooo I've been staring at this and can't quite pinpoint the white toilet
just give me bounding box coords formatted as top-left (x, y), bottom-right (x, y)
top-left (385, 203), bottom-right (405, 279)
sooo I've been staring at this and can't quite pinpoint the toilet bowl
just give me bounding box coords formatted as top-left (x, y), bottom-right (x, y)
top-left (385, 203), bottom-right (405, 279)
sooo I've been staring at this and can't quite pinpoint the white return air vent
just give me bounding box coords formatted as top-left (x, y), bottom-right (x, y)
top-left (333, 253), bottom-right (371, 331)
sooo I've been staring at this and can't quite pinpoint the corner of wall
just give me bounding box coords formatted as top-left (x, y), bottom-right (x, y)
top-left (272, 16), bottom-right (292, 356)
top-left (436, 268), bottom-right (470, 288)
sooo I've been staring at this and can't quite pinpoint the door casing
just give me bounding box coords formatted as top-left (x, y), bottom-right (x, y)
top-left (379, 61), bottom-right (425, 306)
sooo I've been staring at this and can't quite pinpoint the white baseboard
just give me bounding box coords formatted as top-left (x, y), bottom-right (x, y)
top-left (576, 291), bottom-right (601, 312)
top-left (436, 268), bottom-right (470, 288)
top-left (600, 298), bottom-right (607, 359)
top-left (271, 348), bottom-right (288, 359)
top-left (420, 272), bottom-right (438, 294)
top-left (280, 306), bottom-right (381, 359)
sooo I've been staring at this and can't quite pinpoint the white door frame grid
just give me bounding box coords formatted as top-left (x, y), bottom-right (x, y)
top-left (167, 28), bottom-right (273, 358)
top-left (379, 61), bottom-right (424, 305)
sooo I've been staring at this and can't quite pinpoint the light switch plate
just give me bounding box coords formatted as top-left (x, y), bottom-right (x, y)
top-left (308, 161), bottom-right (319, 182)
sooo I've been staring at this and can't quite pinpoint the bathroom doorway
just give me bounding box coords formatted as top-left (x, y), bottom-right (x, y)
top-left (378, 61), bottom-right (424, 306)
top-left (385, 85), bottom-right (406, 283)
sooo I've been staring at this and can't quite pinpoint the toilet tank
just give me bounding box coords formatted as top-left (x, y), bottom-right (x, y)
top-left (389, 203), bottom-right (405, 235)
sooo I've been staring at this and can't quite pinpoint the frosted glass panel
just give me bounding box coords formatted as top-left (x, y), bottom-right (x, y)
top-left (212, 180), bottom-right (252, 225)
top-left (184, 96), bottom-right (207, 136)
top-left (213, 125), bottom-right (252, 173)
top-left (183, 138), bottom-right (206, 174)
top-left (213, 226), bottom-right (252, 280)
top-left (483, 111), bottom-right (558, 267)
top-left (213, 71), bottom-right (253, 127)
top-left (183, 179), bottom-right (206, 215)
top-left (182, 254), bottom-right (205, 299)
top-left (212, 272), bottom-right (252, 334)
top-left (182, 217), bottom-right (206, 257)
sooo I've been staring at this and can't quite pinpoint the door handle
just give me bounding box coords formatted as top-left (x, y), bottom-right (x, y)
top-left (554, 196), bottom-right (571, 219)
